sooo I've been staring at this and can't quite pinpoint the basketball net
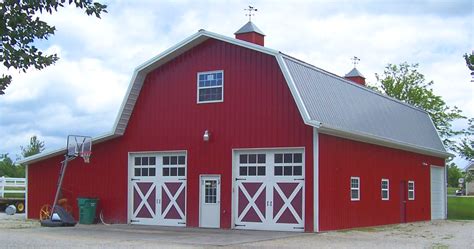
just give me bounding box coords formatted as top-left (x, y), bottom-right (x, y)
top-left (80, 151), bottom-right (91, 163)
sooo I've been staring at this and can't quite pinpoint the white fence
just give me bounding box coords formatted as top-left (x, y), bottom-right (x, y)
top-left (0, 176), bottom-right (26, 198)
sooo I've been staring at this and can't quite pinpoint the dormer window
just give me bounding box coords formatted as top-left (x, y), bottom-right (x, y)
top-left (197, 70), bottom-right (224, 103)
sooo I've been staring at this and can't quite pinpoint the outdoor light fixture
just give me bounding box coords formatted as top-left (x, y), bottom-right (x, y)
top-left (422, 162), bottom-right (428, 166)
top-left (203, 130), bottom-right (210, 142)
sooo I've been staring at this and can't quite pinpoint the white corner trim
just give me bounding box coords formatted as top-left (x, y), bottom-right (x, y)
top-left (313, 127), bottom-right (319, 232)
top-left (25, 165), bottom-right (28, 219)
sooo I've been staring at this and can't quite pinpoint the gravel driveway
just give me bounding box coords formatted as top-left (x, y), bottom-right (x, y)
top-left (0, 213), bottom-right (472, 248)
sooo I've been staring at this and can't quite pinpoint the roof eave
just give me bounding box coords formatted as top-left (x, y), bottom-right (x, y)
top-left (315, 124), bottom-right (452, 159)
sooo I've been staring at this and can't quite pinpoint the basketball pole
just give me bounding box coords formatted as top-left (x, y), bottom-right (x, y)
top-left (51, 155), bottom-right (75, 213)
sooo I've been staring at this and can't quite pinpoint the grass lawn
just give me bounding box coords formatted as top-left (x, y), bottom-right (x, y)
top-left (447, 187), bottom-right (457, 195)
top-left (448, 197), bottom-right (474, 220)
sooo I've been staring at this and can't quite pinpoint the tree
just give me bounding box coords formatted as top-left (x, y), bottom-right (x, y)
top-left (0, 154), bottom-right (16, 177)
top-left (464, 52), bottom-right (474, 82)
top-left (374, 62), bottom-right (466, 151)
top-left (20, 135), bottom-right (45, 158)
top-left (455, 118), bottom-right (473, 161)
top-left (447, 163), bottom-right (463, 187)
top-left (0, 0), bottom-right (107, 95)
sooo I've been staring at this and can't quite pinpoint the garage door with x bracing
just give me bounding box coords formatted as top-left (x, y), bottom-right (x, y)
top-left (234, 149), bottom-right (304, 231)
top-left (130, 153), bottom-right (186, 226)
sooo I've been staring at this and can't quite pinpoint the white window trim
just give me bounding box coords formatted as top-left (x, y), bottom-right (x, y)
top-left (408, 180), bottom-right (415, 200)
top-left (197, 70), bottom-right (224, 104)
top-left (351, 176), bottom-right (360, 201)
top-left (381, 178), bottom-right (389, 201)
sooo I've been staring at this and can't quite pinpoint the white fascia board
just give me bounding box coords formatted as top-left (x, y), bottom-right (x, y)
top-left (17, 132), bottom-right (118, 165)
top-left (317, 124), bottom-right (452, 158)
top-left (275, 54), bottom-right (312, 123)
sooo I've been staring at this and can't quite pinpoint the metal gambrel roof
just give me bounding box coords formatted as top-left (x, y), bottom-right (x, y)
top-left (18, 29), bottom-right (449, 165)
top-left (282, 55), bottom-right (446, 154)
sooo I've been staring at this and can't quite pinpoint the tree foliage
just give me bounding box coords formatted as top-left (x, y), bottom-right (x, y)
top-left (20, 135), bottom-right (45, 158)
top-left (447, 162), bottom-right (463, 187)
top-left (374, 62), bottom-right (466, 151)
top-left (0, 0), bottom-right (107, 94)
top-left (455, 118), bottom-right (474, 162)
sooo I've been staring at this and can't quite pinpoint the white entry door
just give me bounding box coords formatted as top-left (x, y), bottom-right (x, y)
top-left (233, 149), bottom-right (305, 232)
top-left (130, 152), bottom-right (187, 226)
top-left (200, 175), bottom-right (221, 228)
top-left (431, 166), bottom-right (446, 220)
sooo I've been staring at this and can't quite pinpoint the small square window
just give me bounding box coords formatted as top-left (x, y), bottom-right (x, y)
top-left (293, 153), bottom-right (302, 163)
top-left (178, 156), bottom-right (185, 165)
top-left (170, 156), bottom-right (177, 165)
top-left (134, 168), bottom-right (141, 176)
top-left (198, 71), bottom-right (224, 103)
top-left (249, 154), bottom-right (257, 164)
top-left (284, 166), bottom-right (292, 176)
top-left (149, 168), bottom-right (156, 176)
top-left (240, 166), bottom-right (247, 176)
top-left (240, 154), bottom-right (248, 164)
top-left (274, 154), bottom-right (283, 163)
top-left (294, 166), bottom-right (302, 176)
top-left (149, 157), bottom-right (156, 165)
top-left (141, 168), bottom-right (148, 176)
top-left (284, 154), bottom-right (293, 163)
top-left (257, 166), bottom-right (265, 176)
top-left (274, 166), bottom-right (283, 176)
top-left (178, 167), bottom-right (185, 176)
top-left (141, 157), bottom-right (149, 165)
top-left (135, 157), bottom-right (141, 166)
top-left (163, 156), bottom-right (170, 165)
top-left (163, 168), bottom-right (170, 176)
top-left (248, 166), bottom-right (257, 176)
top-left (170, 167), bottom-right (178, 176)
top-left (257, 154), bottom-right (266, 163)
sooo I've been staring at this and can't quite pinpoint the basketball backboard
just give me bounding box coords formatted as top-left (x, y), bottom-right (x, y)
top-left (66, 135), bottom-right (92, 161)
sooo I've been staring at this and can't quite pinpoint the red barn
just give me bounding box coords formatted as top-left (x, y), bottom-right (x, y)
top-left (19, 22), bottom-right (449, 232)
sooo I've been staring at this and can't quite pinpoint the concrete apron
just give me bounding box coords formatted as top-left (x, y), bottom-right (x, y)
top-left (69, 224), bottom-right (304, 246)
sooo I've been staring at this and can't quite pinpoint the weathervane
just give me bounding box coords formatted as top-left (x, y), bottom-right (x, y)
top-left (351, 56), bottom-right (360, 68)
top-left (244, 5), bottom-right (258, 21)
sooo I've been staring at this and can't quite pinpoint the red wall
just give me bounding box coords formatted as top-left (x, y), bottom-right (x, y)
top-left (27, 38), bottom-right (314, 230)
top-left (318, 133), bottom-right (445, 231)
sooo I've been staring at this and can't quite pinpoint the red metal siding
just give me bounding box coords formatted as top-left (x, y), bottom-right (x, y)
top-left (318, 133), bottom-right (445, 231)
top-left (27, 39), bottom-right (314, 230)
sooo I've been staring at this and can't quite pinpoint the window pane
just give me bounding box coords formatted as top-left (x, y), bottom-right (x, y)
top-left (382, 191), bottom-right (388, 199)
top-left (170, 167), bottom-right (177, 176)
top-left (274, 154), bottom-right (283, 163)
top-left (178, 167), bottom-right (185, 176)
top-left (170, 156), bottom-right (177, 165)
top-left (294, 166), bottom-right (302, 176)
top-left (257, 166), bottom-right (265, 176)
top-left (284, 153), bottom-right (293, 163)
top-left (284, 166), bottom-right (292, 176)
top-left (149, 157), bottom-right (156, 165)
top-left (163, 156), bottom-right (169, 165)
top-left (249, 154), bottom-right (257, 163)
top-left (134, 168), bottom-right (141, 176)
top-left (248, 166), bottom-right (256, 176)
top-left (351, 190), bottom-right (359, 199)
top-left (178, 156), bottom-right (185, 165)
top-left (274, 166), bottom-right (282, 176)
top-left (135, 157), bottom-right (141, 165)
top-left (240, 166), bottom-right (247, 176)
top-left (142, 168), bottom-right (148, 176)
top-left (163, 168), bottom-right (170, 176)
top-left (257, 154), bottom-right (266, 163)
top-left (293, 153), bottom-right (302, 163)
top-left (149, 168), bottom-right (156, 176)
top-left (142, 157), bottom-right (149, 165)
top-left (240, 154), bottom-right (247, 164)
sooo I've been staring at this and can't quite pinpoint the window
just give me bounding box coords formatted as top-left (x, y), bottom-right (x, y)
top-left (274, 153), bottom-right (303, 176)
top-left (162, 155), bottom-right (186, 177)
top-left (197, 71), bottom-right (223, 103)
top-left (408, 181), bottom-right (415, 200)
top-left (133, 156), bottom-right (156, 177)
top-left (239, 153), bottom-right (266, 176)
top-left (381, 179), bottom-right (389, 200)
top-left (351, 177), bottom-right (360, 201)
top-left (204, 180), bottom-right (217, 204)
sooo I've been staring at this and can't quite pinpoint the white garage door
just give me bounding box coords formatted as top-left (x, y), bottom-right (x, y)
top-left (233, 149), bottom-right (304, 232)
top-left (430, 166), bottom-right (446, 220)
top-left (130, 152), bottom-right (187, 226)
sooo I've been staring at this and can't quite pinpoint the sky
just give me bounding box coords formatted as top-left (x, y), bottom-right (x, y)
top-left (0, 0), bottom-right (473, 167)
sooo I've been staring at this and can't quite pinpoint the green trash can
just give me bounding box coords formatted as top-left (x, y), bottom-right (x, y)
top-left (77, 198), bottom-right (98, 224)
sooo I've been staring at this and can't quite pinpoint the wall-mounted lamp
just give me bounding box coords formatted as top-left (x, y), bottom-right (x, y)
top-left (203, 130), bottom-right (210, 142)
top-left (422, 162), bottom-right (428, 166)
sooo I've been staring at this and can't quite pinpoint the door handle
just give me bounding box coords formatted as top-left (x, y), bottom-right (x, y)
top-left (267, 201), bottom-right (273, 206)
top-left (157, 199), bottom-right (161, 204)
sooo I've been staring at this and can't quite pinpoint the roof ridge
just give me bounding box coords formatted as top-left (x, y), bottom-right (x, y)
top-left (279, 53), bottom-right (430, 115)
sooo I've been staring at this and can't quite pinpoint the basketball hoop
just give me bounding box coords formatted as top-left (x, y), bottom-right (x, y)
top-left (80, 151), bottom-right (91, 164)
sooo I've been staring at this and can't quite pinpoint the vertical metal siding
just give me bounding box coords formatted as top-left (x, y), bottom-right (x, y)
top-left (27, 39), bottom-right (314, 231)
top-left (318, 133), bottom-right (445, 231)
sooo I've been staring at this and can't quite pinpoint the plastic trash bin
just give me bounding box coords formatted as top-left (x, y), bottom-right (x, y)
top-left (77, 198), bottom-right (98, 224)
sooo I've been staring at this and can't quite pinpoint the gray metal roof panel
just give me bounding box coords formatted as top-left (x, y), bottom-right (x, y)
top-left (345, 67), bottom-right (365, 78)
top-left (283, 56), bottom-right (446, 153)
top-left (234, 21), bottom-right (265, 35)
